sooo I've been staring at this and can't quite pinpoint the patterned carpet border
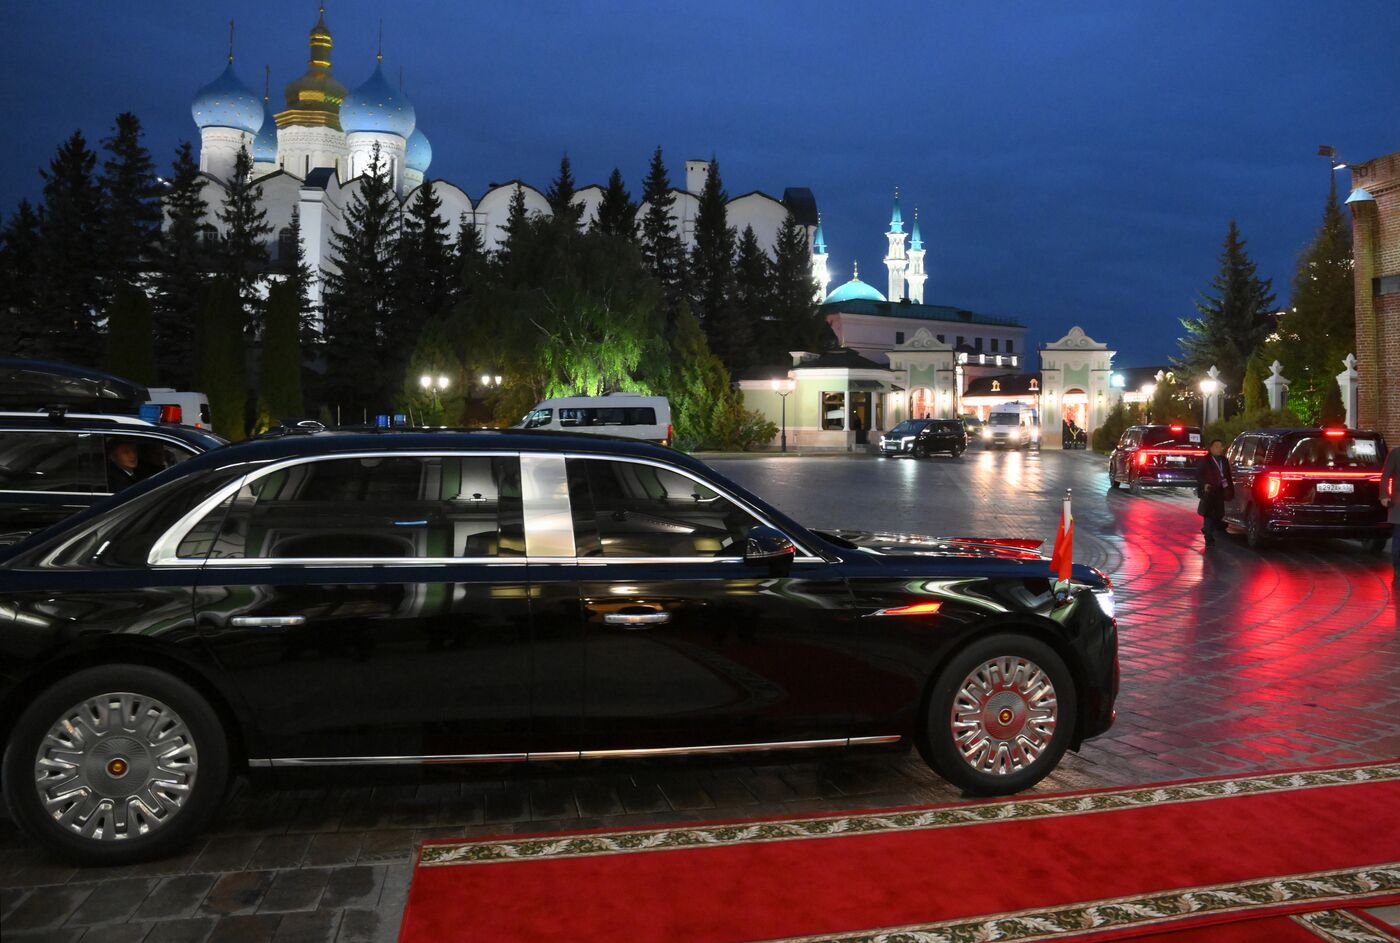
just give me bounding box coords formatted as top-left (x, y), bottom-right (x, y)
top-left (1295, 909), bottom-right (1400, 942)
top-left (756, 864), bottom-right (1400, 943)
top-left (419, 761), bottom-right (1400, 867)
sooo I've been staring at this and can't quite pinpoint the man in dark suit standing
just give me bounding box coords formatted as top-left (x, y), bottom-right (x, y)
top-left (1382, 443), bottom-right (1400, 573)
top-left (1196, 438), bottom-right (1234, 546)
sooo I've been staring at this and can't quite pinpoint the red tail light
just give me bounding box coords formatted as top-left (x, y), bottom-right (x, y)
top-left (1136, 451), bottom-right (1149, 467)
top-left (1169, 424), bottom-right (1183, 433)
top-left (159, 404), bottom-right (182, 423)
top-left (664, 423), bottom-right (673, 446)
top-left (1264, 474), bottom-right (1282, 500)
top-left (1323, 428), bottom-right (1346, 437)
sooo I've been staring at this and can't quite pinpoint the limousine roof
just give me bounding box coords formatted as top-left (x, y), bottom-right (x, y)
top-left (185, 427), bottom-right (697, 472)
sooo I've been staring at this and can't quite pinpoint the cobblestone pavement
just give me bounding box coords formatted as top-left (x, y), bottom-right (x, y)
top-left (3, 449), bottom-right (1398, 941)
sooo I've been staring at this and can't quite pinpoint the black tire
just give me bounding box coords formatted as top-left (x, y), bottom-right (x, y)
top-left (1128, 475), bottom-right (1141, 495)
top-left (1108, 469), bottom-right (1120, 490)
top-left (2, 664), bottom-right (230, 865)
top-left (1361, 535), bottom-right (1388, 554)
top-left (919, 633), bottom-right (1078, 796)
top-left (951, 446), bottom-right (964, 458)
top-left (1245, 504), bottom-right (1270, 551)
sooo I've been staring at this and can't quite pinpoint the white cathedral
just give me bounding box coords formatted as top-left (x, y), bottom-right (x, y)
top-left (188, 9), bottom-right (822, 317)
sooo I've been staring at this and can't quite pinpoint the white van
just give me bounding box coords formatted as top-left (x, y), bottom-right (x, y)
top-left (519, 394), bottom-right (672, 445)
top-left (144, 388), bottom-right (215, 432)
top-left (982, 402), bottom-right (1040, 450)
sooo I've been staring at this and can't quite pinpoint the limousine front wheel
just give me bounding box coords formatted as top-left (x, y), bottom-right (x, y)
top-left (923, 634), bottom-right (1077, 796)
top-left (2, 665), bottom-right (229, 864)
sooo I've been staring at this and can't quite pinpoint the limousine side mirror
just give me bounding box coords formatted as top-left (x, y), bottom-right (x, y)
top-left (744, 525), bottom-right (795, 577)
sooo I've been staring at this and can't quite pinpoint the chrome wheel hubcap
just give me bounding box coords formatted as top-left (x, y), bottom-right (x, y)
top-left (951, 656), bottom-right (1058, 775)
top-left (33, 692), bottom-right (198, 841)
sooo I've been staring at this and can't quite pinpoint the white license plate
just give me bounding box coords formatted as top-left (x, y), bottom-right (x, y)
top-left (1165, 456), bottom-right (1187, 465)
top-left (1316, 482), bottom-right (1353, 493)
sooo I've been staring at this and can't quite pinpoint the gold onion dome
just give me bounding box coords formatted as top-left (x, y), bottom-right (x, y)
top-left (277, 7), bottom-right (347, 130)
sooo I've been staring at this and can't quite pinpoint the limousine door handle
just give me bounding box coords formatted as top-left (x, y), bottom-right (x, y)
top-left (230, 615), bottom-right (307, 629)
top-left (603, 611), bottom-right (671, 628)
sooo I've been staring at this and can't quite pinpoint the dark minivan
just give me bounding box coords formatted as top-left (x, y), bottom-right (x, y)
top-left (1223, 427), bottom-right (1390, 550)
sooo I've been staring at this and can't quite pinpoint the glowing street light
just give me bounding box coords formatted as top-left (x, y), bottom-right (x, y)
top-left (771, 377), bottom-right (796, 453)
top-left (420, 373), bottom-right (450, 418)
top-left (1199, 376), bottom-right (1220, 426)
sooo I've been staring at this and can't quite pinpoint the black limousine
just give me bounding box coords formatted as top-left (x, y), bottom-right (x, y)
top-left (0, 429), bottom-right (1119, 863)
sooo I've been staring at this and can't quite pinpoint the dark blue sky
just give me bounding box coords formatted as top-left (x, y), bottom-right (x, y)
top-left (2, 1), bottom-right (1396, 366)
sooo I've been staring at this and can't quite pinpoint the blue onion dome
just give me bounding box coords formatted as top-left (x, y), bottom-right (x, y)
top-left (192, 62), bottom-right (263, 133)
top-left (252, 95), bottom-right (279, 162)
top-left (405, 128), bottom-right (432, 173)
top-left (341, 62), bottom-right (415, 138)
top-left (824, 264), bottom-right (887, 304)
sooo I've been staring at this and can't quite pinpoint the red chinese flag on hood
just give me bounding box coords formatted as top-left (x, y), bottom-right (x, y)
top-left (1049, 491), bottom-right (1073, 582)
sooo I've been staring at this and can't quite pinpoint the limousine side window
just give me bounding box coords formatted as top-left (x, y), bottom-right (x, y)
top-left (204, 455), bottom-right (525, 560)
top-left (0, 430), bottom-right (103, 493)
top-left (566, 458), bottom-right (760, 558)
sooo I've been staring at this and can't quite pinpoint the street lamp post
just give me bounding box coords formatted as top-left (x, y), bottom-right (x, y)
top-left (771, 378), bottom-right (795, 452)
top-left (1198, 377), bottom-right (1220, 427)
top-left (419, 373), bottom-right (450, 420)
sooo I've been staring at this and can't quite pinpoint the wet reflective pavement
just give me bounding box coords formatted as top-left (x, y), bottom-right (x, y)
top-left (3, 450), bottom-right (1397, 942)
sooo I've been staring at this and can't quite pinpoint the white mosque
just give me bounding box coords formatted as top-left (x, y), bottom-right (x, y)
top-left (187, 9), bottom-right (820, 316)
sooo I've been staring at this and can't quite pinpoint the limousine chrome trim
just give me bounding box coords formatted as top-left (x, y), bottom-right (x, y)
top-left (245, 736), bottom-right (902, 768)
top-left (150, 448), bottom-right (820, 567)
top-left (148, 450), bottom-right (522, 567)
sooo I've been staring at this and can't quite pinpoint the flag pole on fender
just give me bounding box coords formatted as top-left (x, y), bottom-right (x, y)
top-left (1049, 487), bottom-right (1073, 585)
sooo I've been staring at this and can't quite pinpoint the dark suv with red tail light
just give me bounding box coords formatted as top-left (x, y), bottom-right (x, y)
top-left (1223, 427), bottom-right (1390, 550)
top-left (1108, 424), bottom-right (1206, 494)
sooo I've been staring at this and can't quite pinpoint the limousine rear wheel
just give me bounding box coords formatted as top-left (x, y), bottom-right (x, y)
top-left (923, 634), bottom-right (1077, 796)
top-left (2, 665), bottom-right (228, 865)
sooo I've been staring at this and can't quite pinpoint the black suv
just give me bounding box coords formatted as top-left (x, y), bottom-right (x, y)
top-left (0, 410), bottom-right (225, 546)
top-left (0, 429), bottom-right (1117, 863)
top-left (1223, 427), bottom-right (1389, 550)
top-left (1108, 424), bottom-right (1206, 494)
top-left (879, 418), bottom-right (968, 458)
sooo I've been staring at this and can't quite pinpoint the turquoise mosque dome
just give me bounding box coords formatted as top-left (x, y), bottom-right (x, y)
top-left (192, 62), bottom-right (263, 134)
top-left (405, 128), bottom-right (432, 173)
top-left (251, 95), bottom-right (279, 162)
top-left (341, 62), bottom-right (415, 138)
top-left (824, 266), bottom-right (887, 304)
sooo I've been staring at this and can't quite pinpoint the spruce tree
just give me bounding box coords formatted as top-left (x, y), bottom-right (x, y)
top-left (545, 154), bottom-right (581, 228)
top-left (689, 157), bottom-right (750, 371)
top-left (151, 142), bottom-right (210, 387)
top-left (1269, 180), bottom-right (1354, 424)
top-left (593, 167), bottom-right (637, 240)
top-left (34, 131), bottom-right (104, 364)
top-left (321, 144), bottom-right (400, 414)
top-left (0, 201), bottom-right (44, 357)
top-left (639, 147), bottom-right (685, 315)
top-left (281, 205), bottom-right (319, 346)
top-left (770, 212), bottom-right (829, 355)
top-left (257, 279), bottom-right (305, 425)
top-left (392, 179), bottom-right (456, 388)
top-left (1176, 221), bottom-right (1276, 404)
top-left (104, 282), bottom-right (158, 385)
top-left (497, 184), bottom-right (530, 265)
top-left (197, 276), bottom-right (248, 441)
top-left (734, 225), bottom-right (772, 355)
top-left (217, 146), bottom-right (272, 327)
top-left (97, 112), bottom-right (162, 298)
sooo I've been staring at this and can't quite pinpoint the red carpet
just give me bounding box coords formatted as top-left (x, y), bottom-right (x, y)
top-left (399, 762), bottom-right (1400, 942)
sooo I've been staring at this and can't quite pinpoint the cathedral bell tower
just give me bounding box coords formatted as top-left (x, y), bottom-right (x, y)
top-left (884, 188), bottom-right (908, 302)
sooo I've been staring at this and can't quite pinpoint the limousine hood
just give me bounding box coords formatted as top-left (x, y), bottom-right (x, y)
top-left (819, 529), bottom-right (1046, 561)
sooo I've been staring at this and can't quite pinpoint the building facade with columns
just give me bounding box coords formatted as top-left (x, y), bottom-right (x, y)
top-left (185, 10), bottom-right (819, 325)
top-left (1346, 149), bottom-right (1400, 443)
